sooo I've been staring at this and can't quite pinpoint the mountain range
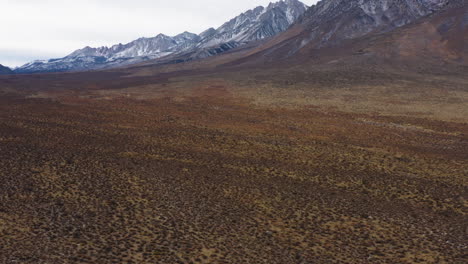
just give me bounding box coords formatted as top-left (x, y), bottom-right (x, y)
top-left (226, 0), bottom-right (459, 64)
top-left (124, 0), bottom-right (465, 74)
top-left (9, 0), bottom-right (467, 75)
top-left (14, 0), bottom-right (308, 74)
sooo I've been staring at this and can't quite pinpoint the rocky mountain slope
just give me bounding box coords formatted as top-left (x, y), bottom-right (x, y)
top-left (197, 0), bottom-right (307, 48)
top-left (133, 0), bottom-right (465, 77)
top-left (15, 0), bottom-right (307, 74)
top-left (296, 0), bottom-right (450, 46)
top-left (362, 0), bottom-right (467, 64)
top-left (235, 0), bottom-right (456, 63)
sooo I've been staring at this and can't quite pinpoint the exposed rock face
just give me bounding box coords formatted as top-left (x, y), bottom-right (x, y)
top-left (366, 0), bottom-right (467, 63)
top-left (296, 0), bottom-right (450, 47)
top-left (15, 32), bottom-right (201, 74)
top-left (239, 0), bottom-right (455, 64)
top-left (167, 0), bottom-right (308, 63)
top-left (15, 0), bottom-right (308, 74)
top-left (197, 0), bottom-right (308, 48)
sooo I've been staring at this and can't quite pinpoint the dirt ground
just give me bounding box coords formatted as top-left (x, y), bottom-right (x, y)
top-left (0, 69), bottom-right (466, 264)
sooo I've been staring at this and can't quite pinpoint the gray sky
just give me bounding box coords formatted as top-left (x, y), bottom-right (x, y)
top-left (0, 0), bottom-right (318, 68)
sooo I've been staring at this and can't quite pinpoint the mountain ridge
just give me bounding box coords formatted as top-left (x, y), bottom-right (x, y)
top-left (15, 0), bottom-right (307, 74)
top-left (219, 0), bottom-right (461, 66)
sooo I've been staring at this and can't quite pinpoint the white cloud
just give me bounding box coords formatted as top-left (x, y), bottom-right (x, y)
top-left (0, 0), bottom-right (318, 67)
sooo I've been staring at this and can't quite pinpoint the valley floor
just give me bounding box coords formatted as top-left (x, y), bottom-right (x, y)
top-left (0, 74), bottom-right (466, 263)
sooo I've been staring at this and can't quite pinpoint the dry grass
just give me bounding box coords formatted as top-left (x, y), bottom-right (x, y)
top-left (0, 88), bottom-right (466, 263)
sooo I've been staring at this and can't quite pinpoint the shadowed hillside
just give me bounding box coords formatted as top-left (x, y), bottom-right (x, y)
top-left (0, 64), bottom-right (13, 75)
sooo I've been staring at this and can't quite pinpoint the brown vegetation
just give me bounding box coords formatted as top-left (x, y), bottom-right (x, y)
top-left (0, 72), bottom-right (466, 263)
top-left (0, 3), bottom-right (466, 261)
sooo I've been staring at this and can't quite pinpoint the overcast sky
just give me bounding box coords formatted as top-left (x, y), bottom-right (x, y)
top-left (0, 0), bottom-right (318, 68)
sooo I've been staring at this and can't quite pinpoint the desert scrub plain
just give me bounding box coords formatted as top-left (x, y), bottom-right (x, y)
top-left (0, 68), bottom-right (467, 263)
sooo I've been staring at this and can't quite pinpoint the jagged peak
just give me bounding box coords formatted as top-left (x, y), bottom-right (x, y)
top-left (155, 33), bottom-right (170, 38)
top-left (174, 31), bottom-right (199, 39)
top-left (16, 0), bottom-right (308, 73)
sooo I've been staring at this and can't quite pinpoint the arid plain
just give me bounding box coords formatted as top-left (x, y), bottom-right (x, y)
top-left (1, 0), bottom-right (468, 262)
top-left (0, 62), bottom-right (467, 263)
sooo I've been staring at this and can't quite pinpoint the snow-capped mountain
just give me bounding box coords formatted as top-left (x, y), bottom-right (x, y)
top-left (15, 32), bottom-right (201, 74)
top-left (239, 0), bottom-right (453, 63)
top-left (69, 32), bottom-right (200, 59)
top-left (296, 0), bottom-right (450, 47)
top-left (179, 0), bottom-right (308, 61)
top-left (15, 0), bottom-right (307, 74)
top-left (197, 0), bottom-right (308, 48)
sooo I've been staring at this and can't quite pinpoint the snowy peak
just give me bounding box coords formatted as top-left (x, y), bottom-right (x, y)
top-left (198, 0), bottom-right (308, 48)
top-left (15, 31), bottom-right (201, 73)
top-left (67, 31), bottom-right (199, 60)
top-left (15, 0), bottom-right (308, 73)
top-left (199, 28), bottom-right (217, 39)
top-left (268, 0), bottom-right (309, 23)
top-left (173, 32), bottom-right (202, 49)
top-left (174, 31), bottom-right (200, 42)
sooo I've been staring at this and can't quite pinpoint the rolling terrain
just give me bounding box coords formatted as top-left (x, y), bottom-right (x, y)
top-left (0, 0), bottom-right (467, 263)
